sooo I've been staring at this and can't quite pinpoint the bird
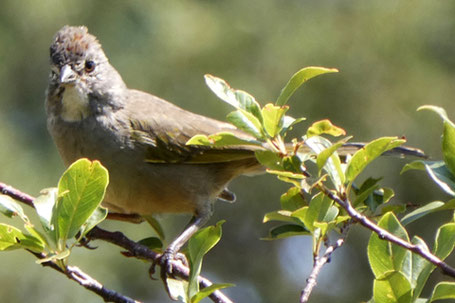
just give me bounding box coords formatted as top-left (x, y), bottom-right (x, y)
top-left (45, 25), bottom-right (425, 283)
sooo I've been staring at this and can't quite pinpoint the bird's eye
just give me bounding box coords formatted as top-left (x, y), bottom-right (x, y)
top-left (84, 60), bottom-right (96, 73)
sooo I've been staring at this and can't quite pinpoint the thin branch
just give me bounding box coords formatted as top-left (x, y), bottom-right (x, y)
top-left (300, 224), bottom-right (349, 303)
top-left (316, 183), bottom-right (455, 278)
top-left (0, 182), bottom-right (233, 303)
top-left (30, 251), bottom-right (139, 303)
top-left (87, 227), bottom-right (233, 303)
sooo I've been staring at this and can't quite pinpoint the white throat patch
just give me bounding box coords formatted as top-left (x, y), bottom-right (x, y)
top-left (61, 85), bottom-right (90, 122)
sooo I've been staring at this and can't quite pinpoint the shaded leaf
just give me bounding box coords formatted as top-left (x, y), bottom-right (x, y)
top-left (263, 224), bottom-right (310, 240)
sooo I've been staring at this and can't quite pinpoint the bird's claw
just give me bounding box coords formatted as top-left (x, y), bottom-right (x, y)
top-left (149, 248), bottom-right (188, 296)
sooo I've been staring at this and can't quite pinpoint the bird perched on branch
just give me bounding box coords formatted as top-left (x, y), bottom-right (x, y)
top-left (45, 26), bottom-right (424, 286)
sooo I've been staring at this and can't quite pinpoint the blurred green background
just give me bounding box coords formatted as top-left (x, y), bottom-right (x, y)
top-left (1, 1), bottom-right (455, 302)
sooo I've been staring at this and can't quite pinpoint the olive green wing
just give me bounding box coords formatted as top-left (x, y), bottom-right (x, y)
top-left (127, 90), bottom-right (262, 164)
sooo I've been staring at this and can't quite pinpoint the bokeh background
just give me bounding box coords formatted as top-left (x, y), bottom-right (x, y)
top-left (1, 1), bottom-right (455, 302)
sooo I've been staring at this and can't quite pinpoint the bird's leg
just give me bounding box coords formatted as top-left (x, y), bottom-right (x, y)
top-left (154, 211), bottom-right (211, 294)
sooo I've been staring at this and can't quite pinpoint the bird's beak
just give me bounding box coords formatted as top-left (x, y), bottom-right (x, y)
top-left (59, 65), bottom-right (77, 84)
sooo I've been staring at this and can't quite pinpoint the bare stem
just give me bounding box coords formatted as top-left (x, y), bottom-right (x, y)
top-left (300, 224), bottom-right (349, 303)
top-left (316, 183), bottom-right (455, 278)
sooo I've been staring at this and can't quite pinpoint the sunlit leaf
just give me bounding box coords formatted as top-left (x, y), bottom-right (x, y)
top-left (0, 195), bottom-right (28, 222)
top-left (429, 282), bottom-right (455, 302)
top-left (443, 121), bottom-right (455, 176)
top-left (191, 284), bottom-right (234, 303)
top-left (306, 119), bottom-right (346, 138)
top-left (187, 221), bottom-right (224, 300)
top-left (368, 212), bottom-right (410, 278)
top-left (346, 137), bottom-right (405, 183)
top-left (227, 109), bottom-right (264, 139)
top-left (0, 223), bottom-right (44, 253)
top-left (276, 66), bottom-right (338, 106)
top-left (280, 187), bottom-right (306, 211)
top-left (261, 103), bottom-right (288, 137)
top-left (186, 132), bottom-right (261, 147)
top-left (401, 200), bottom-right (455, 226)
top-left (373, 271), bottom-right (412, 303)
top-left (204, 74), bottom-right (263, 122)
top-left (433, 223), bottom-right (455, 260)
top-left (33, 188), bottom-right (58, 233)
top-left (54, 159), bottom-right (109, 249)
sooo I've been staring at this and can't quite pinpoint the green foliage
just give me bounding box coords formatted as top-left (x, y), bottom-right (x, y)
top-left (0, 159), bottom-right (108, 268)
top-left (188, 70), bottom-right (455, 303)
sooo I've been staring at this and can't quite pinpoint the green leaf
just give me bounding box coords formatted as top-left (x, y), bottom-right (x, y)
top-left (227, 109), bottom-right (264, 139)
top-left (263, 210), bottom-right (303, 225)
top-left (293, 192), bottom-right (338, 232)
top-left (191, 283), bottom-right (234, 303)
top-left (401, 200), bottom-right (455, 226)
top-left (0, 223), bottom-right (44, 252)
top-left (186, 132), bottom-right (261, 147)
top-left (0, 195), bottom-right (29, 222)
top-left (401, 160), bottom-right (426, 174)
top-left (443, 121), bottom-right (455, 176)
top-left (261, 103), bottom-right (288, 137)
top-left (79, 206), bottom-right (108, 238)
top-left (137, 237), bottom-right (163, 250)
top-left (280, 116), bottom-right (306, 137)
top-left (306, 119), bottom-right (346, 138)
top-left (263, 224), bottom-right (310, 240)
top-left (418, 105), bottom-right (455, 127)
top-left (373, 271), bottom-right (412, 303)
top-left (33, 188), bottom-right (58, 233)
top-left (167, 279), bottom-right (187, 302)
top-left (419, 161), bottom-right (455, 196)
top-left (346, 137), bottom-right (405, 183)
top-left (429, 282), bottom-right (455, 302)
top-left (255, 150), bottom-right (283, 170)
top-left (276, 66), bottom-right (338, 106)
top-left (368, 212), bottom-right (410, 278)
top-left (54, 159), bottom-right (109, 249)
top-left (204, 74), bottom-right (263, 122)
top-left (187, 221), bottom-right (224, 300)
top-left (353, 177), bottom-right (382, 207)
top-left (266, 170), bottom-right (306, 180)
top-left (280, 187), bottom-right (306, 211)
top-left (434, 223), bottom-right (455, 260)
top-left (305, 135), bottom-right (345, 190)
top-left (143, 215), bottom-right (166, 241)
top-left (408, 236), bottom-right (433, 300)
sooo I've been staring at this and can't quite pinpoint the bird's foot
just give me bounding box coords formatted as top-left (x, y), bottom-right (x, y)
top-left (150, 248), bottom-right (188, 294)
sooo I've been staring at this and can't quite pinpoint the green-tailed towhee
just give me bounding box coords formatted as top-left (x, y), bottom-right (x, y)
top-left (45, 26), bottom-right (424, 281)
